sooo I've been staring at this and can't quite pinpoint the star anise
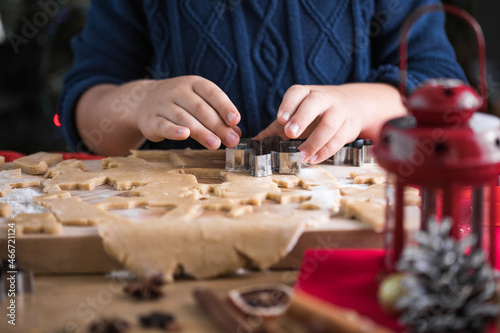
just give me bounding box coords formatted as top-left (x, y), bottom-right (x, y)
top-left (123, 273), bottom-right (164, 300)
top-left (139, 311), bottom-right (182, 331)
top-left (88, 316), bottom-right (130, 333)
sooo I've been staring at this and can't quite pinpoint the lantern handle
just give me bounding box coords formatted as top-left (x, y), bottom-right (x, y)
top-left (399, 3), bottom-right (488, 111)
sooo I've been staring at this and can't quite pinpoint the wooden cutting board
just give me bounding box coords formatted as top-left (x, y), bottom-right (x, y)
top-left (0, 156), bottom-right (396, 275)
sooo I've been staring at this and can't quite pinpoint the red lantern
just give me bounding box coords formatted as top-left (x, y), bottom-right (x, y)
top-left (374, 4), bottom-right (500, 270)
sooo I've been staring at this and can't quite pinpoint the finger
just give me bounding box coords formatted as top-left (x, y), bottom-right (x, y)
top-left (308, 125), bottom-right (354, 164)
top-left (192, 78), bottom-right (241, 127)
top-left (297, 110), bottom-right (344, 163)
top-left (284, 91), bottom-right (329, 139)
top-left (175, 94), bottom-right (240, 148)
top-left (277, 85), bottom-right (311, 125)
top-left (146, 116), bottom-right (190, 142)
top-left (163, 104), bottom-right (223, 150)
top-left (253, 120), bottom-right (287, 141)
top-left (232, 126), bottom-right (242, 137)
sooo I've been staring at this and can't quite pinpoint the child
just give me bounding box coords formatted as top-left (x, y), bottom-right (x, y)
top-left (59, 0), bottom-right (466, 163)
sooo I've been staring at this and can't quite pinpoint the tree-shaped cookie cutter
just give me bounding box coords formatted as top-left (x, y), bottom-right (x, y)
top-left (225, 136), bottom-right (303, 177)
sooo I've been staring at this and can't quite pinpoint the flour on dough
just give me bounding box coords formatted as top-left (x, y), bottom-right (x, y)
top-left (0, 169), bottom-right (41, 197)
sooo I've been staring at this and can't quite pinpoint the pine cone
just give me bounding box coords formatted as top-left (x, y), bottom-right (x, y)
top-left (396, 218), bottom-right (499, 333)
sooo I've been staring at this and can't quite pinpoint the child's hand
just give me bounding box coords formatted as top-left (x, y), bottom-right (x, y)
top-left (254, 83), bottom-right (406, 164)
top-left (136, 75), bottom-right (241, 150)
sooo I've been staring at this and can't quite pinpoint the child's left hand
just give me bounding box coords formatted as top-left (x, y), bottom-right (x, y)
top-left (254, 83), bottom-right (406, 164)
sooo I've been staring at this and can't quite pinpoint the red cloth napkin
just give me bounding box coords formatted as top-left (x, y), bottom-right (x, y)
top-left (295, 249), bottom-right (404, 332)
top-left (296, 243), bottom-right (499, 332)
top-left (0, 151), bottom-right (103, 162)
top-left (58, 152), bottom-right (104, 160)
top-left (0, 151), bottom-right (25, 162)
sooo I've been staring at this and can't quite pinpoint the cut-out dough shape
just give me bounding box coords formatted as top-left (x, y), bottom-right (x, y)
top-left (342, 199), bottom-right (386, 232)
top-left (340, 184), bottom-right (420, 206)
top-left (95, 174), bottom-right (209, 218)
top-left (44, 157), bottom-right (185, 193)
top-left (37, 197), bottom-right (122, 226)
top-left (33, 191), bottom-right (72, 206)
top-left (43, 160), bottom-right (108, 193)
top-left (350, 171), bottom-right (386, 185)
top-left (295, 167), bottom-right (341, 213)
top-left (0, 156), bottom-right (4, 169)
top-left (212, 173), bottom-right (281, 206)
top-left (0, 203), bottom-right (12, 218)
top-left (0, 169), bottom-right (41, 197)
top-left (103, 157), bottom-right (181, 190)
top-left (199, 197), bottom-right (254, 217)
top-left (181, 167), bottom-right (341, 211)
top-left (339, 184), bottom-right (421, 231)
top-left (43, 157), bottom-right (342, 216)
top-left (8, 212), bottom-right (62, 235)
top-left (13, 152), bottom-right (63, 175)
top-left (98, 211), bottom-right (305, 282)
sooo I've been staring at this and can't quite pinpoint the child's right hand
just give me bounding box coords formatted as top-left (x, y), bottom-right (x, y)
top-left (135, 75), bottom-right (241, 150)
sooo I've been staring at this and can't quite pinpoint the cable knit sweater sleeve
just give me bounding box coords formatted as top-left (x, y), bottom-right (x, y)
top-left (365, 0), bottom-right (466, 91)
top-left (58, 0), bottom-right (152, 152)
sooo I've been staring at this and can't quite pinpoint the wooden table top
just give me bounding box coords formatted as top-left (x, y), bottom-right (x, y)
top-left (0, 157), bottom-right (387, 332)
top-left (1, 270), bottom-right (297, 332)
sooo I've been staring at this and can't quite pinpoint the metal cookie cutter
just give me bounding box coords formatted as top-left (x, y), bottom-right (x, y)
top-left (272, 140), bottom-right (302, 174)
top-left (248, 136), bottom-right (277, 177)
top-left (332, 139), bottom-right (365, 167)
top-left (225, 140), bottom-right (252, 171)
top-left (362, 139), bottom-right (375, 164)
top-left (226, 136), bottom-right (303, 177)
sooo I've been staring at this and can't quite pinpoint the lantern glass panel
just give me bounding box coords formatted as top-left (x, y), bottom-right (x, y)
top-left (385, 178), bottom-right (495, 271)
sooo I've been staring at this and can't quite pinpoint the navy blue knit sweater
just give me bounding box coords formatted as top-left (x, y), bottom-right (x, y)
top-left (60, 0), bottom-right (466, 152)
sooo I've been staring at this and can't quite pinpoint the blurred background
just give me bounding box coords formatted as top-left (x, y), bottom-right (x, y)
top-left (0, 0), bottom-right (498, 154)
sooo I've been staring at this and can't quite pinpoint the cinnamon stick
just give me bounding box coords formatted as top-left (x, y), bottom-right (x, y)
top-left (193, 288), bottom-right (255, 333)
top-left (287, 290), bottom-right (396, 333)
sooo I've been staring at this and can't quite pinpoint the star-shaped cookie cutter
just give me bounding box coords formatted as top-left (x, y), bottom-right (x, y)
top-left (225, 136), bottom-right (303, 177)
